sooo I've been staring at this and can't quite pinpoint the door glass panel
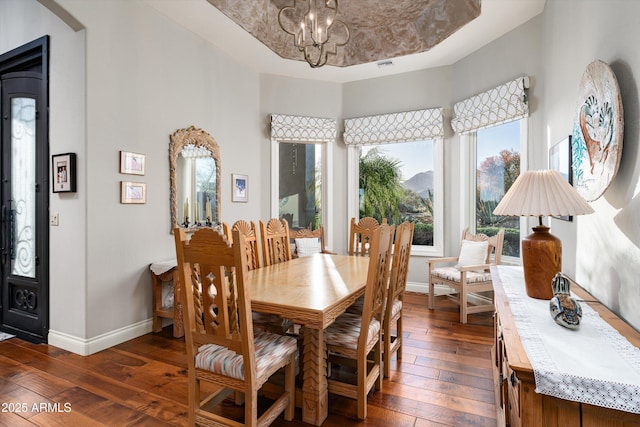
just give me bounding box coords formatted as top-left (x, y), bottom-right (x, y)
top-left (11, 97), bottom-right (36, 278)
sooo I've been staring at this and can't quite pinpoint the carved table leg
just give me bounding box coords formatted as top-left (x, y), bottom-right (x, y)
top-left (302, 327), bottom-right (328, 426)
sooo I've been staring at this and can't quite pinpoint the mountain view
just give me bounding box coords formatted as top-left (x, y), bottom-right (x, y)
top-left (402, 170), bottom-right (433, 198)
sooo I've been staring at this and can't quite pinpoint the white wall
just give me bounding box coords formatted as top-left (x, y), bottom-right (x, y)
top-left (538, 0), bottom-right (640, 329)
top-left (0, 0), bottom-right (87, 341)
top-left (3, 0), bottom-right (639, 353)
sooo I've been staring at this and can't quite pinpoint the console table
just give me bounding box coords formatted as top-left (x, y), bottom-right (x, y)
top-left (149, 259), bottom-right (183, 338)
top-left (491, 265), bottom-right (640, 426)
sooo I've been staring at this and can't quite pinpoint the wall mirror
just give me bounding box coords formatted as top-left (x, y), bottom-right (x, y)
top-left (169, 125), bottom-right (221, 232)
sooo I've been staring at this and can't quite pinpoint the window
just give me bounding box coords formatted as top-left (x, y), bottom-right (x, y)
top-left (473, 120), bottom-right (523, 257)
top-left (278, 142), bottom-right (323, 229)
top-left (358, 140), bottom-right (439, 248)
top-left (347, 139), bottom-right (443, 256)
top-left (270, 114), bottom-right (335, 248)
top-left (345, 108), bottom-right (445, 256)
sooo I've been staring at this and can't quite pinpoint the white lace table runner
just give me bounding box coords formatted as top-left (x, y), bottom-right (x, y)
top-left (149, 259), bottom-right (177, 276)
top-left (496, 266), bottom-right (640, 414)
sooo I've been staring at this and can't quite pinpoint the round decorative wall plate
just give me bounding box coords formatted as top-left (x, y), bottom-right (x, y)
top-left (571, 60), bottom-right (624, 201)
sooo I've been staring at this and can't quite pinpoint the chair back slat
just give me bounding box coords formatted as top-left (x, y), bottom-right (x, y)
top-left (260, 218), bottom-right (292, 266)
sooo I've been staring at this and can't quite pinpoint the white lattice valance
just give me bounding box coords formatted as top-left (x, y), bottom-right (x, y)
top-left (270, 114), bottom-right (337, 142)
top-left (451, 76), bottom-right (530, 134)
top-left (343, 108), bottom-right (444, 145)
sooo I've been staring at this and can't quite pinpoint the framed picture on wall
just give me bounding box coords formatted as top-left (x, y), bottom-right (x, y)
top-left (119, 151), bottom-right (145, 175)
top-left (232, 174), bottom-right (248, 202)
top-left (120, 181), bottom-right (146, 204)
top-left (549, 135), bottom-right (573, 221)
top-left (52, 153), bottom-right (77, 193)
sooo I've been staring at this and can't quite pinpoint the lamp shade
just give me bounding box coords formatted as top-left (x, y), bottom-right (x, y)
top-left (493, 170), bottom-right (594, 217)
top-left (493, 170), bottom-right (593, 299)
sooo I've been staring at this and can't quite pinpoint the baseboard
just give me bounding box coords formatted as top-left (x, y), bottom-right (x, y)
top-left (407, 281), bottom-right (456, 296)
top-left (406, 281), bottom-right (427, 294)
top-left (48, 318), bottom-right (153, 356)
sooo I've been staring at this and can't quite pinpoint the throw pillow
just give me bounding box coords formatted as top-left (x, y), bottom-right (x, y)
top-left (295, 237), bottom-right (322, 257)
top-left (456, 240), bottom-right (489, 271)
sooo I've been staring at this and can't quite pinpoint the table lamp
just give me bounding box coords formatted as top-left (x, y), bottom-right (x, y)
top-left (493, 170), bottom-right (594, 299)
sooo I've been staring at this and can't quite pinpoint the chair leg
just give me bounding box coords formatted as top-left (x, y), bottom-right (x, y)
top-left (428, 278), bottom-right (435, 309)
top-left (375, 340), bottom-right (383, 390)
top-left (460, 287), bottom-right (468, 324)
top-left (246, 389), bottom-right (258, 426)
top-left (357, 359), bottom-right (367, 420)
top-left (188, 373), bottom-right (198, 427)
top-left (284, 354), bottom-right (295, 421)
top-left (383, 323), bottom-right (393, 379)
top-left (397, 314), bottom-right (403, 360)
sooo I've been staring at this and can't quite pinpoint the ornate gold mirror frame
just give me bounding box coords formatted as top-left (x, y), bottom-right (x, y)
top-left (169, 125), bottom-right (221, 232)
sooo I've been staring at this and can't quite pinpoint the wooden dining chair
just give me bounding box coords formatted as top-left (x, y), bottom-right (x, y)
top-left (325, 223), bottom-right (395, 420)
top-left (174, 227), bottom-right (297, 426)
top-left (224, 220), bottom-right (293, 336)
top-left (348, 217), bottom-right (387, 256)
top-left (260, 218), bottom-right (293, 266)
top-left (289, 225), bottom-right (334, 257)
top-left (383, 221), bottom-right (414, 378)
top-left (223, 220), bottom-right (262, 270)
top-left (427, 228), bottom-right (505, 324)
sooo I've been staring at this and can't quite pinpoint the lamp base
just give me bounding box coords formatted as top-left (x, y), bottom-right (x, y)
top-left (521, 225), bottom-right (561, 299)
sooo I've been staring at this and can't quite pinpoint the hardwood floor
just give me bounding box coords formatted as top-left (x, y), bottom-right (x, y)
top-left (0, 292), bottom-right (496, 426)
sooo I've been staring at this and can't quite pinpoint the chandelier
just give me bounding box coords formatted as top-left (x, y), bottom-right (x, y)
top-left (278, 0), bottom-right (350, 68)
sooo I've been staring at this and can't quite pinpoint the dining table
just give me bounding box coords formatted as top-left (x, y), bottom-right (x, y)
top-left (245, 253), bottom-right (370, 426)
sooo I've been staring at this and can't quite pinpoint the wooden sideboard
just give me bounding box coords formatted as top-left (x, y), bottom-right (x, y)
top-left (150, 262), bottom-right (183, 338)
top-left (491, 266), bottom-right (640, 426)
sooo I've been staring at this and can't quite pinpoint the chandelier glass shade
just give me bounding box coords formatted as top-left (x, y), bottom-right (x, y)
top-left (278, 0), bottom-right (350, 68)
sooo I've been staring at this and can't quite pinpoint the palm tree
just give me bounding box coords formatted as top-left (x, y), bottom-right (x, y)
top-left (359, 148), bottom-right (404, 223)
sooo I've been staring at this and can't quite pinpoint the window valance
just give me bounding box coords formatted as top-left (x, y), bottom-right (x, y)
top-left (270, 114), bottom-right (337, 142)
top-left (451, 76), bottom-right (530, 134)
top-left (343, 108), bottom-right (444, 145)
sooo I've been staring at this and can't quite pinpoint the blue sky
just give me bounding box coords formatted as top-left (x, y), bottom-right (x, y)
top-left (359, 121), bottom-right (519, 181)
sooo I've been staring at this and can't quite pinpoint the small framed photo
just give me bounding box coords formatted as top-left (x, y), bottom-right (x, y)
top-left (52, 153), bottom-right (77, 193)
top-left (232, 173), bottom-right (248, 203)
top-left (120, 181), bottom-right (146, 204)
top-left (549, 135), bottom-right (573, 221)
top-left (119, 151), bottom-right (145, 175)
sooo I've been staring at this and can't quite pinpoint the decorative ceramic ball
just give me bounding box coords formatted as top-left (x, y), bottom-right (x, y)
top-left (549, 272), bottom-right (582, 329)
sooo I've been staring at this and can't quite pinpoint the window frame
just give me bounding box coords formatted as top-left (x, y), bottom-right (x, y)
top-left (460, 117), bottom-right (529, 264)
top-left (347, 138), bottom-right (444, 257)
top-left (271, 138), bottom-right (333, 250)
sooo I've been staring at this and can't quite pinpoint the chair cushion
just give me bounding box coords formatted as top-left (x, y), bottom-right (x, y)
top-left (456, 240), bottom-right (489, 272)
top-left (432, 266), bottom-right (493, 283)
top-left (390, 299), bottom-right (402, 318)
top-left (195, 331), bottom-right (297, 380)
top-left (326, 312), bottom-right (381, 350)
top-left (295, 237), bottom-right (322, 257)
